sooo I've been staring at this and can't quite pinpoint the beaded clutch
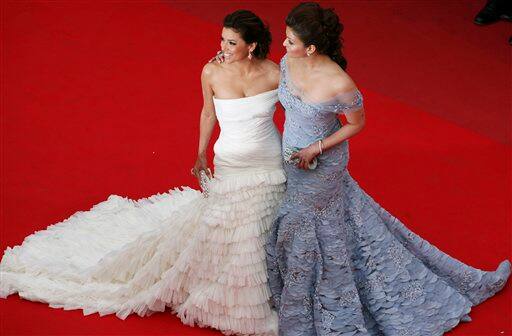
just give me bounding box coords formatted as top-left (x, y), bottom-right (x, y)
top-left (199, 170), bottom-right (210, 197)
top-left (283, 146), bottom-right (318, 170)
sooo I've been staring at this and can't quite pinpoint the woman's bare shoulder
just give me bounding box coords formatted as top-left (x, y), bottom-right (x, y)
top-left (322, 62), bottom-right (357, 94)
top-left (261, 59), bottom-right (279, 70)
top-left (259, 59), bottom-right (280, 84)
top-left (202, 61), bottom-right (222, 77)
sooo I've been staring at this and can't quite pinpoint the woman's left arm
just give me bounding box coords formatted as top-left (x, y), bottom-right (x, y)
top-left (322, 107), bottom-right (365, 151)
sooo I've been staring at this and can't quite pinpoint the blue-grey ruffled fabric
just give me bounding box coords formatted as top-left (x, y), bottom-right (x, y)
top-left (265, 55), bottom-right (511, 336)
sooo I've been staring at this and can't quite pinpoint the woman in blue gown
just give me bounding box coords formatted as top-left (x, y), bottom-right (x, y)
top-left (265, 2), bottom-right (510, 335)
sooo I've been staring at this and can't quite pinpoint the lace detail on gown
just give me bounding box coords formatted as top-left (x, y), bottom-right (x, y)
top-left (265, 55), bottom-right (511, 336)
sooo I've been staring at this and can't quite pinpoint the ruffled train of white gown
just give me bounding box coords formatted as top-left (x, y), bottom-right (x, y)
top-left (1, 89), bottom-right (285, 336)
top-left (1, 170), bottom-right (285, 335)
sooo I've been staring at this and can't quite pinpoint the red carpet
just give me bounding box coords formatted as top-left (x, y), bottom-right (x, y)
top-left (1, 1), bottom-right (510, 335)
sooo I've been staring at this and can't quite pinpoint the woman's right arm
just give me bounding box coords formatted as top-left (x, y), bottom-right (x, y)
top-left (192, 63), bottom-right (217, 179)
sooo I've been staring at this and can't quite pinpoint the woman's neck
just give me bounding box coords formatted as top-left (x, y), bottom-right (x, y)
top-left (297, 53), bottom-right (329, 71)
top-left (228, 57), bottom-right (260, 76)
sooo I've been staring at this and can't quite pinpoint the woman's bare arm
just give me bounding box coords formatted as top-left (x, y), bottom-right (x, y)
top-left (192, 63), bottom-right (217, 178)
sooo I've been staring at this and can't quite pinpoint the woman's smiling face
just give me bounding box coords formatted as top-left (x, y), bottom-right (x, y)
top-left (220, 27), bottom-right (253, 64)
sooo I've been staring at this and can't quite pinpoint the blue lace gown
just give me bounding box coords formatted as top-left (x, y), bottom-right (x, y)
top-left (265, 55), bottom-right (511, 336)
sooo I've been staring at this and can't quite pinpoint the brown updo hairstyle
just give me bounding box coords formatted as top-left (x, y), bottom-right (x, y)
top-left (223, 10), bottom-right (272, 59)
top-left (286, 2), bottom-right (347, 70)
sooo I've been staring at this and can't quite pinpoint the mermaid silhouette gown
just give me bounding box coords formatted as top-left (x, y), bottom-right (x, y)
top-left (1, 90), bottom-right (284, 336)
top-left (265, 55), bottom-right (511, 336)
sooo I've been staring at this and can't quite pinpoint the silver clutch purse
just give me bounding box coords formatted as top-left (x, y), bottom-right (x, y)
top-left (199, 170), bottom-right (210, 197)
top-left (283, 146), bottom-right (318, 170)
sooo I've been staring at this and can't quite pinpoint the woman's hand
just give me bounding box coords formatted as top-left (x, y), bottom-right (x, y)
top-left (290, 144), bottom-right (320, 170)
top-left (208, 51), bottom-right (225, 64)
top-left (191, 153), bottom-right (212, 182)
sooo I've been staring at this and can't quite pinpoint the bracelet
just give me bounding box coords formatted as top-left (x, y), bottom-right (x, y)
top-left (318, 140), bottom-right (323, 155)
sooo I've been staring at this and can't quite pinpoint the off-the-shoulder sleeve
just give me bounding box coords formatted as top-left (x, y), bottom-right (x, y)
top-left (330, 89), bottom-right (364, 114)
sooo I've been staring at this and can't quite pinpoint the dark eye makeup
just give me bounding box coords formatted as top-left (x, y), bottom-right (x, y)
top-left (221, 37), bottom-right (237, 46)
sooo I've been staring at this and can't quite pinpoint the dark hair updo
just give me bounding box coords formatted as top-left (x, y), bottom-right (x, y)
top-left (286, 2), bottom-right (347, 70)
top-left (223, 10), bottom-right (272, 59)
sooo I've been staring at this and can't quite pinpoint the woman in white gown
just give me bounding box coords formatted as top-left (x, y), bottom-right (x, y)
top-left (0, 10), bottom-right (283, 336)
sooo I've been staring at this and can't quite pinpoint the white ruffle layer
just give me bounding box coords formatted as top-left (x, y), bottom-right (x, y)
top-left (1, 169), bottom-right (286, 336)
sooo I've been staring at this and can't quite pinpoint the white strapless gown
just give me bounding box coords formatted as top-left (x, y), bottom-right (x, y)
top-left (0, 90), bottom-right (284, 336)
